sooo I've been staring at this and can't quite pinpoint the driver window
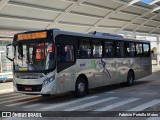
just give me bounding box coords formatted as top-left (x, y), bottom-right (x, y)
top-left (60, 45), bottom-right (75, 62)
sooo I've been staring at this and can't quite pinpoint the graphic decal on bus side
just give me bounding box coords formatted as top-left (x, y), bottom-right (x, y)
top-left (99, 59), bottom-right (111, 79)
top-left (80, 63), bottom-right (86, 67)
top-left (90, 60), bottom-right (96, 69)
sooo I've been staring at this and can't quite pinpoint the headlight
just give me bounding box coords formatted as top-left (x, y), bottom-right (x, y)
top-left (43, 75), bottom-right (55, 87)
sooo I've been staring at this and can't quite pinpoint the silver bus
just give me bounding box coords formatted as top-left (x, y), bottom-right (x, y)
top-left (6, 29), bottom-right (151, 97)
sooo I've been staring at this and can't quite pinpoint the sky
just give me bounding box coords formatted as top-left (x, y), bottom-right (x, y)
top-left (141, 0), bottom-right (153, 4)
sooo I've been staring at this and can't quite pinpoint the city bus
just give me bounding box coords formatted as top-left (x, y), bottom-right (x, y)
top-left (6, 29), bottom-right (152, 97)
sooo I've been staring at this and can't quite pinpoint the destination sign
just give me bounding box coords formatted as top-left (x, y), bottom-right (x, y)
top-left (17, 31), bottom-right (47, 40)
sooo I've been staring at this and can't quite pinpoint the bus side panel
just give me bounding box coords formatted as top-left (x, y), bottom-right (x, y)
top-left (76, 58), bottom-right (119, 88)
top-left (131, 58), bottom-right (143, 80)
top-left (56, 64), bottom-right (76, 93)
top-left (56, 72), bottom-right (65, 94)
top-left (116, 58), bottom-right (130, 83)
top-left (76, 59), bottom-right (95, 88)
top-left (101, 58), bottom-right (118, 85)
top-left (141, 57), bottom-right (152, 79)
top-left (143, 57), bottom-right (152, 76)
top-left (76, 58), bottom-right (114, 89)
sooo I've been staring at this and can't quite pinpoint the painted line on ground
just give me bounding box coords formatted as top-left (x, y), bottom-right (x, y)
top-left (6, 98), bottom-right (41, 107)
top-left (94, 98), bottom-right (139, 111)
top-left (0, 94), bottom-right (27, 101)
top-left (127, 99), bottom-right (160, 111)
top-left (0, 96), bottom-right (40, 105)
top-left (41, 96), bottom-right (98, 110)
top-left (23, 103), bottom-right (42, 108)
top-left (64, 97), bottom-right (117, 111)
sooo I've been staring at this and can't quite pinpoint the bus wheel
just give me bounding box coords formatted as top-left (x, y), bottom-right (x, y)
top-left (74, 78), bottom-right (87, 98)
top-left (126, 71), bottom-right (134, 86)
top-left (41, 94), bottom-right (50, 97)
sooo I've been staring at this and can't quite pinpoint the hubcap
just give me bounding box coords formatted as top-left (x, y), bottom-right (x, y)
top-left (78, 82), bottom-right (85, 92)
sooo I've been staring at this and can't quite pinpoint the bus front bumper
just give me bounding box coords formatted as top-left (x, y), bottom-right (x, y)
top-left (13, 79), bottom-right (57, 95)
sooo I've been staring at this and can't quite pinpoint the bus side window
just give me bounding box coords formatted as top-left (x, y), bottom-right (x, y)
top-left (129, 43), bottom-right (135, 57)
top-left (135, 43), bottom-right (142, 57)
top-left (126, 42), bottom-right (135, 57)
top-left (78, 40), bottom-right (91, 58)
top-left (143, 43), bottom-right (150, 57)
top-left (116, 42), bottom-right (125, 57)
top-left (105, 41), bottom-right (115, 58)
top-left (125, 42), bottom-right (130, 57)
top-left (92, 40), bottom-right (102, 58)
top-left (60, 45), bottom-right (75, 62)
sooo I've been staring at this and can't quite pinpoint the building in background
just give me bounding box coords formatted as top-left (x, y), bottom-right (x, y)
top-left (0, 38), bottom-right (13, 81)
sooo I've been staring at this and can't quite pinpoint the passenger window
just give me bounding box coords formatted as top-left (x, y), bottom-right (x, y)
top-left (60, 45), bottom-right (75, 62)
top-left (116, 42), bottom-right (125, 57)
top-left (79, 40), bottom-right (91, 58)
top-left (125, 42), bottom-right (130, 57)
top-left (136, 43), bottom-right (142, 57)
top-left (105, 41), bottom-right (115, 57)
top-left (143, 44), bottom-right (150, 57)
top-left (126, 42), bottom-right (135, 57)
top-left (92, 41), bottom-right (102, 58)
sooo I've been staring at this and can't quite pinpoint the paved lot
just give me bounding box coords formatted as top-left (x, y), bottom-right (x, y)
top-left (0, 66), bottom-right (160, 120)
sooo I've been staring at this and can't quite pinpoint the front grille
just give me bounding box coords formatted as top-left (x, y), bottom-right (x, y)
top-left (17, 84), bottom-right (42, 92)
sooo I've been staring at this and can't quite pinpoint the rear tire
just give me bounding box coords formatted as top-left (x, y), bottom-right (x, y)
top-left (126, 71), bottom-right (134, 86)
top-left (74, 77), bottom-right (87, 98)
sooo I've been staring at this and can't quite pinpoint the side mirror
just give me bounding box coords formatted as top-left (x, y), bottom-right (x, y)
top-left (6, 44), bottom-right (14, 61)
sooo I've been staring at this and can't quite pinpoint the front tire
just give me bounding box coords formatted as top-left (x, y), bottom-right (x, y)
top-left (74, 78), bottom-right (87, 98)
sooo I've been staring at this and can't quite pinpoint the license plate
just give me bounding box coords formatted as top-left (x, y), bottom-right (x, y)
top-left (25, 87), bottom-right (32, 91)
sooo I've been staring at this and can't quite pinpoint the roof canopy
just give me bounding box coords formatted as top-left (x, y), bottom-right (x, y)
top-left (0, 0), bottom-right (159, 37)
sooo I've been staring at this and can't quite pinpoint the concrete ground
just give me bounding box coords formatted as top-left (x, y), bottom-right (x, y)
top-left (0, 80), bottom-right (13, 94)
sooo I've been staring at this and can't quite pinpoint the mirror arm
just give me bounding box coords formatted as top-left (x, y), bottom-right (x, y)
top-left (6, 43), bottom-right (14, 61)
top-left (6, 56), bottom-right (13, 61)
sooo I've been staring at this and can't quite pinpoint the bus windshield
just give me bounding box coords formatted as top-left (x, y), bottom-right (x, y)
top-left (14, 40), bottom-right (54, 71)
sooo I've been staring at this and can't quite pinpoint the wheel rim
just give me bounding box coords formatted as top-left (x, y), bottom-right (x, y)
top-left (78, 82), bottom-right (85, 93)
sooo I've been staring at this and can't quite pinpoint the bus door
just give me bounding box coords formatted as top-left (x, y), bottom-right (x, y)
top-left (56, 35), bottom-right (77, 93)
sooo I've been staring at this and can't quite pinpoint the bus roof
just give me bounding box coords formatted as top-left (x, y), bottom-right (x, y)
top-left (53, 29), bottom-right (150, 43)
top-left (15, 29), bottom-right (150, 43)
